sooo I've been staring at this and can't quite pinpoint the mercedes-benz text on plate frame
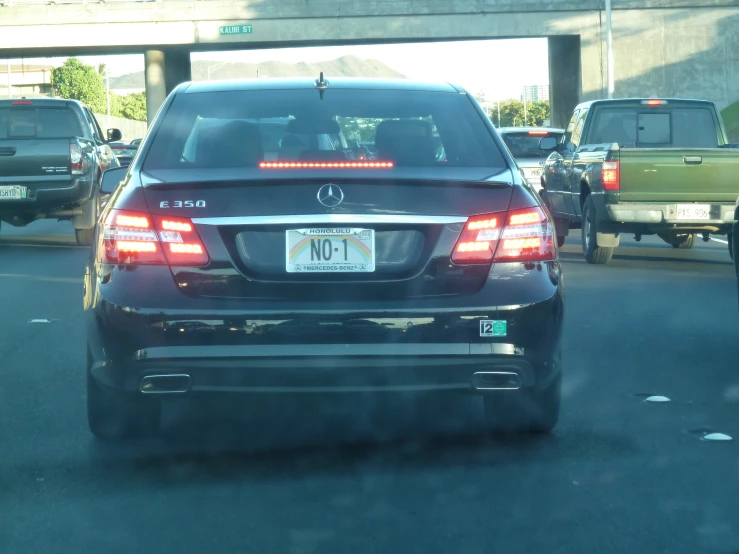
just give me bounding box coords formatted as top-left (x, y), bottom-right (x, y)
top-left (676, 204), bottom-right (710, 220)
top-left (286, 228), bottom-right (375, 273)
top-left (0, 185), bottom-right (28, 199)
top-left (317, 184), bottom-right (344, 208)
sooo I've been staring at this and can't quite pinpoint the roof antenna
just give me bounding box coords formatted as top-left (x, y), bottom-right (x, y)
top-left (314, 71), bottom-right (328, 99)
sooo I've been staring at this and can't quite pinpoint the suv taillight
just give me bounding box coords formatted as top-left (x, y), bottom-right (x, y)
top-left (70, 142), bottom-right (83, 175)
top-left (602, 160), bottom-right (620, 191)
top-left (452, 207), bottom-right (555, 265)
top-left (99, 209), bottom-right (209, 266)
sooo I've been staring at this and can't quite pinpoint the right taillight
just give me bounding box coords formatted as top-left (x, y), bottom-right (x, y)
top-left (99, 209), bottom-right (209, 266)
top-left (452, 207), bottom-right (554, 265)
top-left (602, 160), bottom-right (620, 191)
top-left (70, 142), bottom-right (83, 175)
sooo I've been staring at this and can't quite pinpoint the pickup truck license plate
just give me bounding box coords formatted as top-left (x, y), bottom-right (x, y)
top-left (286, 228), bottom-right (375, 273)
top-left (0, 185), bottom-right (27, 200)
top-left (676, 204), bottom-right (710, 220)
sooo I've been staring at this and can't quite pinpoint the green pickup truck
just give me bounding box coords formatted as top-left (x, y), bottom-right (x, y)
top-left (539, 99), bottom-right (739, 264)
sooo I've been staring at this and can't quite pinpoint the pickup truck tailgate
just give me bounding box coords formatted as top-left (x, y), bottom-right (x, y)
top-left (619, 148), bottom-right (739, 203)
top-left (0, 138), bottom-right (71, 180)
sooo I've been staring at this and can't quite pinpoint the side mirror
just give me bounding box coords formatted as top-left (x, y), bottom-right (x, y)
top-left (101, 166), bottom-right (127, 195)
top-left (107, 128), bottom-right (122, 142)
top-left (539, 137), bottom-right (559, 151)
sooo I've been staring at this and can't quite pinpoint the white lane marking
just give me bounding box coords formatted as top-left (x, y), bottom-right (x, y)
top-left (702, 433), bottom-right (733, 441)
top-left (710, 238), bottom-right (729, 244)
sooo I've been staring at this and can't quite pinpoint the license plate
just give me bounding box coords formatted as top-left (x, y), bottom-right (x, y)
top-left (286, 228), bottom-right (375, 273)
top-left (676, 204), bottom-right (710, 220)
top-left (527, 169), bottom-right (541, 177)
top-left (0, 185), bottom-right (27, 200)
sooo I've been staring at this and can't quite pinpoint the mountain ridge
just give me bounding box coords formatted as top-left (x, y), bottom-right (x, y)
top-left (110, 55), bottom-right (406, 90)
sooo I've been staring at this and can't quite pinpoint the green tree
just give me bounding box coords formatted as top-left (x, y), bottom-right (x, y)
top-left (51, 58), bottom-right (107, 113)
top-left (494, 100), bottom-right (550, 127)
top-left (118, 92), bottom-right (147, 122)
top-left (526, 100), bottom-right (550, 126)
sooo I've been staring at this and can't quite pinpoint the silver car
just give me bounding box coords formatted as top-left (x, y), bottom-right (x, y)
top-left (498, 127), bottom-right (565, 193)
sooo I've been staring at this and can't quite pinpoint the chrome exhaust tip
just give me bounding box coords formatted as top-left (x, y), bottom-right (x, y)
top-left (140, 374), bottom-right (192, 394)
top-left (472, 371), bottom-right (522, 390)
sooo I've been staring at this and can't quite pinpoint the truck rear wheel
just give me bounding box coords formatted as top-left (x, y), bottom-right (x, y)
top-left (581, 195), bottom-right (614, 264)
top-left (75, 228), bottom-right (95, 246)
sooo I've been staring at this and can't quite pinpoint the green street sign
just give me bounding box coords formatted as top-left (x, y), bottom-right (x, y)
top-left (219, 24), bottom-right (253, 36)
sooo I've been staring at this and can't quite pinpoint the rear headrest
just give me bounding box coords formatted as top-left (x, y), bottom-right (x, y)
top-left (374, 120), bottom-right (437, 165)
top-left (197, 121), bottom-right (263, 167)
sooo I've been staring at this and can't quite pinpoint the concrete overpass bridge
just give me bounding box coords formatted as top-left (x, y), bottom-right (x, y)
top-left (1, 0), bottom-right (738, 126)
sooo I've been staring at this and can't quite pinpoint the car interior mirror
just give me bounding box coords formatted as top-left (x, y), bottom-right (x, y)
top-left (101, 166), bottom-right (127, 194)
top-left (539, 137), bottom-right (559, 151)
top-left (107, 128), bottom-right (122, 142)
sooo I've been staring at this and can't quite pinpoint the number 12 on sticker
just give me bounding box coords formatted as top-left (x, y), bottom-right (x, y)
top-left (480, 320), bottom-right (507, 337)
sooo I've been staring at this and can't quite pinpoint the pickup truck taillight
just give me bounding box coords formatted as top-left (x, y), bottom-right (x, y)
top-left (99, 209), bottom-right (209, 266)
top-left (70, 142), bottom-right (83, 175)
top-left (602, 160), bottom-right (620, 191)
top-left (452, 207), bottom-right (555, 264)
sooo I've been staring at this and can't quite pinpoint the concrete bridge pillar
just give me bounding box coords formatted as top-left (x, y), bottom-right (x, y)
top-left (548, 36), bottom-right (582, 129)
top-left (144, 48), bottom-right (191, 125)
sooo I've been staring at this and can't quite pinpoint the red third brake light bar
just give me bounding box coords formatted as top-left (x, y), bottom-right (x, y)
top-left (260, 161), bottom-right (394, 169)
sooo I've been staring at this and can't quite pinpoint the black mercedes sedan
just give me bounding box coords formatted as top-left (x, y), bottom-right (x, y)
top-left (84, 77), bottom-right (565, 439)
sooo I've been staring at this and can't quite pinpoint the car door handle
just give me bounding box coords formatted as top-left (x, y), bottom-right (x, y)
top-left (684, 156), bottom-right (702, 165)
top-left (0, 147), bottom-right (16, 156)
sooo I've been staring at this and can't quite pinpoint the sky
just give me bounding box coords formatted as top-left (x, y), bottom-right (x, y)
top-left (18, 38), bottom-right (548, 101)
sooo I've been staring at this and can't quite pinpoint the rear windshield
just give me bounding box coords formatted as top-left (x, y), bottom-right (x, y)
top-left (589, 106), bottom-right (719, 148)
top-left (0, 107), bottom-right (84, 139)
top-left (501, 131), bottom-right (564, 157)
top-left (143, 88), bottom-right (506, 171)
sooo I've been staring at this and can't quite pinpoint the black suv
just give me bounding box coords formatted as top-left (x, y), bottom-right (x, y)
top-left (0, 98), bottom-right (121, 245)
top-left (85, 77), bottom-right (564, 439)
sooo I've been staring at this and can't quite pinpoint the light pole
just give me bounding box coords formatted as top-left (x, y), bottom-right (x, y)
top-left (606, 0), bottom-right (614, 98)
top-left (6, 59), bottom-right (10, 98)
top-left (523, 87), bottom-right (528, 126)
top-left (106, 65), bottom-right (111, 129)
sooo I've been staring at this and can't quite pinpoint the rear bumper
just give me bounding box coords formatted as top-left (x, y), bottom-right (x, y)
top-left (597, 200), bottom-right (734, 233)
top-left (0, 176), bottom-right (93, 218)
top-left (85, 262), bottom-right (565, 396)
top-left (91, 343), bottom-right (556, 396)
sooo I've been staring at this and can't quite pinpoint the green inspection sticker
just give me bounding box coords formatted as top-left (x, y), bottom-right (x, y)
top-left (480, 320), bottom-right (507, 337)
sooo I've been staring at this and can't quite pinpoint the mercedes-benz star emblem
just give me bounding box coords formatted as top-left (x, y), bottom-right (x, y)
top-left (317, 184), bottom-right (344, 208)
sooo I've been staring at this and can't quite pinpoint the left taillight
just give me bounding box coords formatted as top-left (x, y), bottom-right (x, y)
top-left (70, 142), bottom-right (83, 175)
top-left (452, 207), bottom-right (555, 265)
top-left (99, 209), bottom-right (209, 266)
top-left (601, 160), bottom-right (620, 191)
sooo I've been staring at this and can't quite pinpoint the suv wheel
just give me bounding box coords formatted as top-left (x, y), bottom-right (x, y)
top-left (581, 195), bottom-right (614, 264)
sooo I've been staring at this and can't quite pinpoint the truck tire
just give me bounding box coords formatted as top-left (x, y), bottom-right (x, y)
top-left (729, 232), bottom-right (734, 261)
top-left (581, 195), bottom-right (614, 264)
top-left (672, 234), bottom-right (695, 249)
top-left (87, 349), bottom-right (161, 440)
top-left (557, 235), bottom-right (565, 248)
top-left (75, 228), bottom-right (95, 246)
top-left (74, 187), bottom-right (100, 246)
top-left (483, 372), bottom-right (561, 434)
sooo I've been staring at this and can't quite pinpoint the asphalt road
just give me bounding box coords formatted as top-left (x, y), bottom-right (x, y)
top-left (1, 220), bottom-right (738, 554)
